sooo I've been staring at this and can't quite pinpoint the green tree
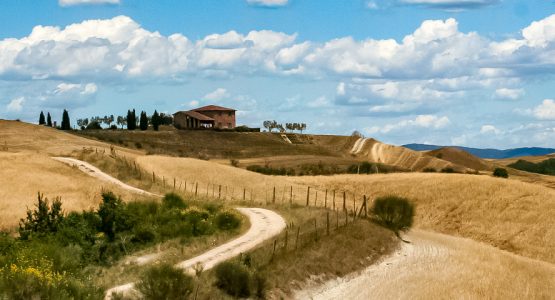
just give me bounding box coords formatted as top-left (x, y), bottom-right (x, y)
top-left (151, 110), bottom-right (161, 131)
top-left (39, 111), bottom-right (45, 125)
top-left (493, 167), bottom-right (509, 178)
top-left (97, 192), bottom-right (133, 241)
top-left (140, 111), bottom-right (148, 130)
top-left (19, 193), bottom-right (64, 239)
top-left (46, 112), bottom-right (52, 127)
top-left (372, 195), bottom-right (414, 238)
top-left (127, 109), bottom-right (136, 130)
top-left (61, 109), bottom-right (71, 130)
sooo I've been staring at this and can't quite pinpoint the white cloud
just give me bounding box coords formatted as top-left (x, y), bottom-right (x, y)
top-left (494, 88), bottom-right (524, 100)
top-left (203, 88), bottom-right (230, 101)
top-left (366, 1), bottom-right (379, 9)
top-left (400, 0), bottom-right (498, 9)
top-left (366, 115), bottom-right (450, 134)
top-left (53, 82), bottom-right (98, 95)
top-left (59, 0), bottom-right (120, 6)
top-left (247, 0), bottom-right (288, 7)
top-left (480, 124), bottom-right (501, 134)
top-left (306, 96), bottom-right (331, 108)
top-left (6, 97), bottom-right (25, 112)
top-left (533, 99), bottom-right (555, 120)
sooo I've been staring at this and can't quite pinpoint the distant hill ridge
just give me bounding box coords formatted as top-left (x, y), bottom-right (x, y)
top-left (403, 144), bottom-right (555, 159)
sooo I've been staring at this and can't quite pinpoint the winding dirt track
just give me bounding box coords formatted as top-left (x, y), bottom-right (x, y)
top-left (51, 157), bottom-right (286, 299)
top-left (295, 229), bottom-right (555, 299)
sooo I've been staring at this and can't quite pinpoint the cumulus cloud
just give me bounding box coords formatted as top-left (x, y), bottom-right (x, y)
top-left (59, 0), bottom-right (120, 6)
top-left (203, 88), bottom-right (230, 101)
top-left (247, 0), bottom-right (288, 7)
top-left (480, 124), bottom-right (501, 134)
top-left (366, 114), bottom-right (450, 134)
top-left (532, 99), bottom-right (555, 120)
top-left (494, 88), bottom-right (524, 100)
top-left (6, 97), bottom-right (25, 112)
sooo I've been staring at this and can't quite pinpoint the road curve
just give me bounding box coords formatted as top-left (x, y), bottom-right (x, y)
top-left (53, 157), bottom-right (287, 299)
top-left (52, 157), bottom-right (159, 197)
top-left (106, 207), bottom-right (286, 299)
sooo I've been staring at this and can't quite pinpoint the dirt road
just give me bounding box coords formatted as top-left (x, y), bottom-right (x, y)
top-left (52, 157), bottom-right (287, 299)
top-left (295, 229), bottom-right (555, 299)
top-left (52, 157), bottom-right (159, 197)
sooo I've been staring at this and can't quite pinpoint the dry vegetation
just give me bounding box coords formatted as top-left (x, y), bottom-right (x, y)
top-left (291, 173), bottom-right (555, 263)
top-left (299, 229), bottom-right (555, 299)
top-left (426, 147), bottom-right (493, 171)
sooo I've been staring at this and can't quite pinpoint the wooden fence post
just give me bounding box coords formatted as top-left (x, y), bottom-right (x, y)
top-left (324, 189), bottom-right (328, 209)
top-left (314, 191), bottom-right (318, 207)
top-left (290, 186), bottom-right (293, 206)
top-left (306, 187), bottom-right (310, 206)
top-left (195, 183), bottom-right (198, 197)
top-left (243, 188), bottom-right (246, 201)
top-left (326, 211), bottom-right (330, 236)
top-left (218, 185), bottom-right (222, 200)
top-left (173, 178), bottom-right (176, 190)
top-left (333, 190), bottom-right (336, 211)
top-left (273, 186), bottom-right (276, 204)
top-left (342, 191), bottom-right (346, 211)
top-left (152, 172), bottom-right (155, 183)
top-left (295, 227), bottom-right (300, 250)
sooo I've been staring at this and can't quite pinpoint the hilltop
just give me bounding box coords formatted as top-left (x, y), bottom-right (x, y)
top-left (426, 147), bottom-right (492, 171)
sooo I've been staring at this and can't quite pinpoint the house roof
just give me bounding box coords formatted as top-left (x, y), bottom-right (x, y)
top-left (192, 105), bottom-right (236, 112)
top-left (174, 110), bottom-right (215, 121)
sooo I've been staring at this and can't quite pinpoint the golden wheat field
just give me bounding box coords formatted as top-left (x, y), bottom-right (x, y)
top-left (289, 173), bottom-right (555, 264)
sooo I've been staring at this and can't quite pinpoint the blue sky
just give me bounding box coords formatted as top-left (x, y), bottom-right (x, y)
top-left (1, 0), bottom-right (555, 148)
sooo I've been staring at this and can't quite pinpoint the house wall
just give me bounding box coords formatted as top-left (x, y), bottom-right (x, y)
top-left (173, 113), bottom-right (189, 129)
top-left (199, 110), bottom-right (236, 128)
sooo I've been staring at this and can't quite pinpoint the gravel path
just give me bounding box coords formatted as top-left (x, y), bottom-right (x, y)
top-left (52, 157), bottom-right (159, 197)
top-left (51, 158), bottom-right (287, 299)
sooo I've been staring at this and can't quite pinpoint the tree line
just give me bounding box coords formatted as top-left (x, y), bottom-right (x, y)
top-left (263, 120), bottom-right (307, 133)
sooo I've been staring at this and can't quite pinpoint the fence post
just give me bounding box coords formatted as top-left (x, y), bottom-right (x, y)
top-left (333, 190), bottom-right (336, 211)
top-left (218, 185), bottom-right (222, 200)
top-left (295, 227), bottom-right (300, 250)
top-left (314, 191), bottom-right (318, 207)
top-left (306, 187), bottom-right (310, 206)
top-left (326, 211), bottom-right (330, 236)
top-left (243, 188), bottom-right (246, 201)
top-left (273, 186), bottom-right (276, 204)
top-left (290, 186), bottom-right (293, 206)
top-left (173, 178), bottom-right (176, 190)
top-left (195, 183), bottom-right (198, 197)
top-left (324, 189), bottom-right (328, 209)
top-left (152, 172), bottom-right (155, 183)
top-left (342, 191), bottom-right (346, 211)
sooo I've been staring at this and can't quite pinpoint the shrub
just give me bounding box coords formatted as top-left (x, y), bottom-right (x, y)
top-left (132, 226), bottom-right (157, 244)
top-left (97, 192), bottom-right (133, 241)
top-left (182, 207), bottom-right (212, 236)
top-left (440, 167), bottom-right (456, 173)
top-left (135, 142), bottom-right (142, 149)
top-left (214, 261), bottom-right (251, 298)
top-left (136, 264), bottom-right (193, 300)
top-left (215, 211), bottom-right (241, 231)
top-left (372, 196), bottom-right (414, 235)
top-left (230, 159), bottom-right (239, 167)
top-left (85, 121), bottom-right (102, 130)
top-left (162, 193), bottom-right (186, 209)
top-left (493, 167), bottom-right (509, 178)
top-left (19, 193), bottom-right (64, 240)
top-left (422, 167), bottom-right (436, 173)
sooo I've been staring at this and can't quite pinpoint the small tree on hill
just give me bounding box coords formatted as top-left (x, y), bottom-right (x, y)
top-left (151, 110), bottom-right (161, 131)
top-left (116, 115), bottom-right (127, 129)
top-left (139, 111), bottom-right (148, 130)
top-left (39, 111), bottom-right (45, 125)
top-left (493, 167), bottom-right (509, 178)
top-left (19, 192), bottom-right (64, 239)
top-left (372, 195), bottom-right (414, 238)
top-left (61, 109), bottom-right (71, 130)
top-left (46, 112), bottom-right (52, 127)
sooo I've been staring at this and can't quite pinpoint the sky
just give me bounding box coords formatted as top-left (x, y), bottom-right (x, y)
top-left (1, 0), bottom-right (555, 149)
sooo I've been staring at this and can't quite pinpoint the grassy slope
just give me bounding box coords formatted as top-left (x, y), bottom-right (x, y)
top-left (291, 173), bottom-right (555, 263)
top-left (426, 147), bottom-right (493, 171)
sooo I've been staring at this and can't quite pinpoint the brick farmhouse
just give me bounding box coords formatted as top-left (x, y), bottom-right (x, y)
top-left (173, 105), bottom-right (236, 129)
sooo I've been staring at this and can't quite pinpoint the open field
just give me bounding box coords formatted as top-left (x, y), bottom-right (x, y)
top-left (425, 147), bottom-right (493, 171)
top-left (291, 173), bottom-right (555, 263)
top-left (297, 229), bottom-right (555, 299)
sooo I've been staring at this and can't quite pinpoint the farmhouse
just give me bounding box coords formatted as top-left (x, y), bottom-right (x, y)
top-left (173, 105), bottom-right (236, 129)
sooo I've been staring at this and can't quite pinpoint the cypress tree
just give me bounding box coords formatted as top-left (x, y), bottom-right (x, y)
top-left (46, 113), bottom-right (52, 127)
top-left (39, 111), bottom-right (45, 125)
top-left (61, 109), bottom-right (71, 130)
top-left (139, 111), bottom-right (148, 130)
top-left (152, 110), bottom-right (160, 131)
top-left (127, 109), bottom-right (137, 130)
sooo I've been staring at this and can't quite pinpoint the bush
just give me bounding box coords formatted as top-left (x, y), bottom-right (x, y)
top-left (493, 167), bottom-right (509, 178)
top-left (230, 159), bottom-right (239, 167)
top-left (422, 167), bottom-right (436, 173)
top-left (440, 167), bottom-right (456, 173)
top-left (85, 122), bottom-right (102, 130)
top-left (19, 193), bottom-right (64, 240)
top-left (162, 193), bottom-right (186, 209)
top-left (97, 192), bottom-right (133, 241)
top-left (372, 196), bottom-right (414, 235)
top-left (215, 211), bottom-right (241, 231)
top-left (214, 261), bottom-right (251, 298)
top-left (136, 264), bottom-right (193, 300)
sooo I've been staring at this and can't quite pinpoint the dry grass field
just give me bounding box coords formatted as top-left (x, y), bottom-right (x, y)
top-left (426, 147), bottom-right (493, 171)
top-left (290, 173), bottom-right (555, 263)
top-left (298, 229), bottom-right (555, 299)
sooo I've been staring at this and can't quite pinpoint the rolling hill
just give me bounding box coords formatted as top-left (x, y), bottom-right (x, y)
top-left (425, 147), bottom-right (492, 171)
top-left (404, 143), bottom-right (555, 159)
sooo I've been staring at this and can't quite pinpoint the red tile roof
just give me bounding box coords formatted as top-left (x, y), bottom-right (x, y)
top-left (174, 110), bottom-right (215, 121)
top-left (192, 105), bottom-right (236, 112)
